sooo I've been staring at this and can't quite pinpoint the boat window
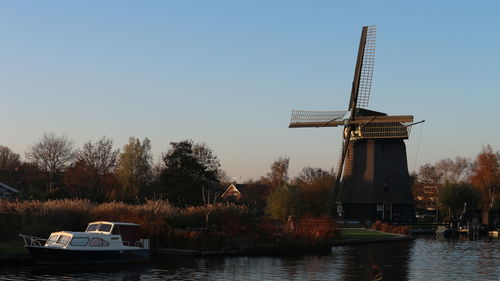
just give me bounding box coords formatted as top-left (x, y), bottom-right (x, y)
top-left (89, 237), bottom-right (109, 247)
top-left (56, 235), bottom-right (71, 246)
top-left (86, 224), bottom-right (99, 232)
top-left (70, 237), bottom-right (89, 246)
top-left (98, 223), bottom-right (112, 232)
top-left (47, 235), bottom-right (59, 244)
top-left (111, 225), bottom-right (120, 235)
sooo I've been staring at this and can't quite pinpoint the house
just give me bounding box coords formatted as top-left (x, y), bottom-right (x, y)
top-left (0, 182), bottom-right (19, 200)
top-left (221, 183), bottom-right (270, 215)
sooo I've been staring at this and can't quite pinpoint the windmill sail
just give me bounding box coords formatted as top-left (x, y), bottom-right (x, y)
top-left (330, 25), bottom-right (376, 214)
top-left (356, 25), bottom-right (376, 109)
top-left (289, 110), bottom-right (348, 128)
top-left (348, 25), bottom-right (376, 112)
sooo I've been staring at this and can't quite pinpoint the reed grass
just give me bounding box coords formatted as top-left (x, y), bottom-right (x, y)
top-left (0, 199), bottom-right (251, 245)
top-left (0, 199), bottom-right (337, 250)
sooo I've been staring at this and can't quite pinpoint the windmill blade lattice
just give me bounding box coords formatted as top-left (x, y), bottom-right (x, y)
top-left (355, 122), bottom-right (412, 139)
top-left (290, 110), bottom-right (348, 124)
top-left (356, 25), bottom-right (376, 109)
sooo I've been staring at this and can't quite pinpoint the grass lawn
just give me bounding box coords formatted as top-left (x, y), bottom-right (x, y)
top-left (338, 228), bottom-right (397, 241)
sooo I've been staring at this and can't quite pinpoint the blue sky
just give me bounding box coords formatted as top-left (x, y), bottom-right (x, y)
top-left (1, 1), bottom-right (499, 180)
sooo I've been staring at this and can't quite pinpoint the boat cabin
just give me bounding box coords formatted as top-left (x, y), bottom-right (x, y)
top-left (43, 221), bottom-right (148, 250)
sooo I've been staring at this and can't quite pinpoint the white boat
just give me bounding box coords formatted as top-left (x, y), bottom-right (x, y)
top-left (20, 221), bottom-right (150, 264)
top-left (488, 230), bottom-right (499, 238)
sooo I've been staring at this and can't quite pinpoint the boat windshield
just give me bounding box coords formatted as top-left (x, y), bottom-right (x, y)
top-left (86, 223), bottom-right (113, 233)
top-left (46, 235), bottom-right (59, 245)
top-left (86, 224), bottom-right (99, 232)
top-left (98, 223), bottom-right (112, 232)
top-left (56, 235), bottom-right (71, 246)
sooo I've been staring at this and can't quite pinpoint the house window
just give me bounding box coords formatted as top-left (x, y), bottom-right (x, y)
top-left (384, 180), bottom-right (389, 191)
top-left (377, 204), bottom-right (383, 211)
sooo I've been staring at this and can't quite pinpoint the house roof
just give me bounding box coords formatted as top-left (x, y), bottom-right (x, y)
top-left (0, 182), bottom-right (19, 193)
top-left (221, 183), bottom-right (270, 199)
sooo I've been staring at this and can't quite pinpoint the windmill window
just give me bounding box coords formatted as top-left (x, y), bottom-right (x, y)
top-left (384, 180), bottom-right (389, 191)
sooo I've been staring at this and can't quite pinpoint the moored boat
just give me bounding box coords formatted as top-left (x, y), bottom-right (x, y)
top-left (488, 230), bottom-right (499, 238)
top-left (20, 221), bottom-right (150, 264)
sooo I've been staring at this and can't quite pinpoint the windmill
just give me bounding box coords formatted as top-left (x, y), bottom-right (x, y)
top-left (289, 26), bottom-right (423, 223)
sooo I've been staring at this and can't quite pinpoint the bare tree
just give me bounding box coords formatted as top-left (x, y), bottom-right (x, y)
top-left (201, 186), bottom-right (220, 230)
top-left (25, 133), bottom-right (75, 192)
top-left (77, 136), bottom-right (120, 190)
top-left (0, 145), bottom-right (21, 170)
top-left (419, 157), bottom-right (472, 186)
top-left (293, 166), bottom-right (331, 185)
top-left (268, 156), bottom-right (290, 188)
top-left (418, 164), bottom-right (442, 186)
top-left (434, 157), bottom-right (473, 184)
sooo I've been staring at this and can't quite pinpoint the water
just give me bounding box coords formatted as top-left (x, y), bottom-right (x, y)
top-left (1, 237), bottom-right (499, 281)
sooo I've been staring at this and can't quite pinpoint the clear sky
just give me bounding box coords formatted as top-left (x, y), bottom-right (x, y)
top-left (1, 1), bottom-right (499, 181)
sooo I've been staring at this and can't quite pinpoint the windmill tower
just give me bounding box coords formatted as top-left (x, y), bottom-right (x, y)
top-left (289, 26), bottom-right (422, 223)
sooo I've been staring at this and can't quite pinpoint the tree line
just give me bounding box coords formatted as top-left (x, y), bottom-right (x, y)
top-left (412, 145), bottom-right (500, 225)
top-left (0, 133), bottom-right (335, 215)
top-left (2, 133), bottom-right (497, 224)
top-left (0, 133), bottom-right (226, 205)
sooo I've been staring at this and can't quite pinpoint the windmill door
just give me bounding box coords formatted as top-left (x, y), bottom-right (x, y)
top-left (383, 204), bottom-right (392, 220)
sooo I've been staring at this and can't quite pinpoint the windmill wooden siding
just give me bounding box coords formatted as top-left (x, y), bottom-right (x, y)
top-left (335, 139), bottom-right (415, 223)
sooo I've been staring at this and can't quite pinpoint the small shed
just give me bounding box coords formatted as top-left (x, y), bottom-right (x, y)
top-left (0, 182), bottom-right (19, 199)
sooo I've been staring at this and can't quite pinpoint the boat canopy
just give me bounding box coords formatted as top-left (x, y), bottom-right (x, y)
top-left (85, 221), bottom-right (141, 246)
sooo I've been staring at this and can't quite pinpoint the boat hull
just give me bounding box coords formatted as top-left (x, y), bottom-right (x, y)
top-left (26, 246), bottom-right (149, 265)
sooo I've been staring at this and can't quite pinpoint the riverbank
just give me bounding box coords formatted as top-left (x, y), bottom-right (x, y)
top-left (154, 228), bottom-right (411, 256)
top-left (332, 228), bottom-right (412, 246)
top-left (0, 228), bottom-right (410, 262)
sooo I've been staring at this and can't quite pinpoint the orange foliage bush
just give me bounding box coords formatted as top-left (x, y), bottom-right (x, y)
top-left (295, 214), bottom-right (337, 241)
top-left (371, 220), bottom-right (409, 235)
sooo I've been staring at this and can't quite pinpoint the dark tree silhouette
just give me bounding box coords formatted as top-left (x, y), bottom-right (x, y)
top-left (438, 183), bottom-right (481, 219)
top-left (0, 145), bottom-right (21, 170)
top-left (160, 140), bottom-right (220, 206)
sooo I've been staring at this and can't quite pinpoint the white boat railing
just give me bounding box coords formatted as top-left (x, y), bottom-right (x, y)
top-left (138, 239), bottom-right (150, 249)
top-left (19, 234), bottom-right (47, 247)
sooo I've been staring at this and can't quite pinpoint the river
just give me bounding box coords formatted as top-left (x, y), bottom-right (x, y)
top-left (1, 236), bottom-right (498, 281)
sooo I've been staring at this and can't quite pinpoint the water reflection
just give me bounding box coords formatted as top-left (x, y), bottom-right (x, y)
top-left (335, 241), bottom-right (412, 281)
top-left (0, 237), bottom-right (498, 281)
